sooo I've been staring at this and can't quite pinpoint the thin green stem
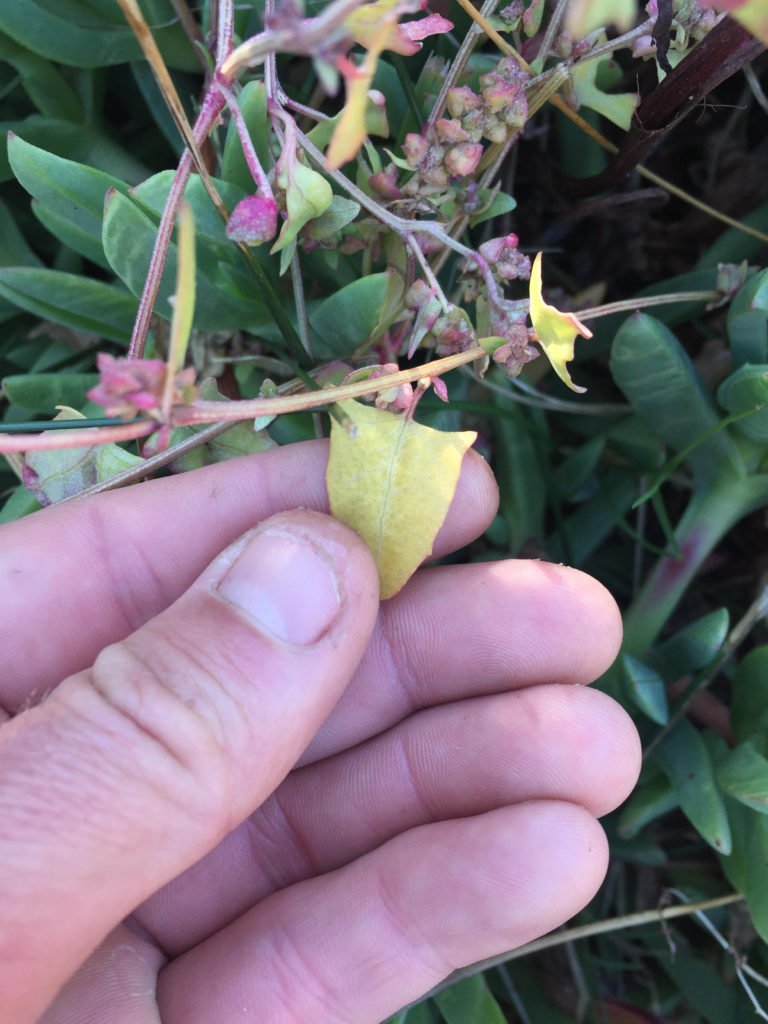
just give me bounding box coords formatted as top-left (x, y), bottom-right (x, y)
top-left (415, 892), bottom-right (745, 1003)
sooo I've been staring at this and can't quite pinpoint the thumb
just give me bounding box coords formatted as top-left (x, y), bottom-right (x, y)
top-left (0, 510), bottom-right (379, 1024)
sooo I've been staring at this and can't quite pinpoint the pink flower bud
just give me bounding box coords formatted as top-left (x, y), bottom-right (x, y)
top-left (402, 133), bottom-right (429, 168)
top-left (226, 194), bottom-right (278, 245)
top-left (369, 164), bottom-right (403, 199)
top-left (444, 142), bottom-right (483, 177)
top-left (435, 117), bottom-right (469, 143)
top-left (405, 279), bottom-right (433, 309)
top-left (481, 116), bottom-right (508, 143)
top-left (632, 34), bottom-right (656, 58)
top-left (446, 86), bottom-right (483, 119)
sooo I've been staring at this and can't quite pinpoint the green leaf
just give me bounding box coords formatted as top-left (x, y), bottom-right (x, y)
top-left (8, 133), bottom-right (130, 266)
top-left (552, 435), bottom-right (605, 500)
top-left (468, 189), bottom-right (517, 227)
top-left (727, 266), bottom-right (768, 368)
top-left (0, 29), bottom-right (81, 119)
top-left (720, 797), bottom-right (768, 944)
top-left (652, 720), bottom-right (732, 854)
top-left (716, 741), bottom-right (768, 814)
top-left (32, 199), bottom-right (110, 270)
top-left (492, 398), bottom-right (547, 554)
top-left (610, 313), bottom-right (744, 484)
top-left (0, 0), bottom-right (198, 70)
top-left (327, 400), bottom-right (476, 598)
top-left (0, 198), bottom-right (42, 268)
top-left (434, 975), bottom-right (506, 1024)
top-left (102, 189), bottom-right (269, 332)
top-left (1, 117), bottom-right (149, 184)
top-left (0, 483), bottom-right (41, 523)
top-left (717, 363), bottom-right (768, 442)
top-left (569, 50), bottom-right (638, 130)
top-left (621, 654), bottom-right (669, 725)
top-left (696, 201), bottom-right (768, 270)
top-left (657, 949), bottom-right (753, 1024)
top-left (271, 162), bottom-right (333, 254)
top-left (2, 373), bottom-right (99, 413)
top-left (565, 0), bottom-right (637, 35)
top-left (129, 171), bottom-right (249, 249)
top-left (650, 608), bottom-right (729, 681)
top-left (312, 273), bottom-right (390, 359)
top-left (731, 647), bottom-right (768, 744)
top-left (618, 773), bottom-right (678, 838)
top-left (0, 268), bottom-right (136, 343)
top-left (220, 81), bottom-right (271, 194)
top-left (23, 410), bottom-right (144, 505)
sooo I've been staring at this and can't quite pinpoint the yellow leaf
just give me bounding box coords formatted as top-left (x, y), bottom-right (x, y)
top-left (696, 0), bottom-right (768, 46)
top-left (327, 400), bottom-right (476, 598)
top-left (529, 252), bottom-right (592, 393)
top-left (569, 51), bottom-right (638, 130)
top-left (565, 0), bottom-right (638, 36)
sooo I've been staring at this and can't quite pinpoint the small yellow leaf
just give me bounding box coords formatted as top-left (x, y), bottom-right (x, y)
top-left (327, 400), bottom-right (476, 598)
top-left (565, 0), bottom-right (638, 36)
top-left (529, 252), bottom-right (592, 393)
top-left (696, 0), bottom-right (768, 46)
top-left (569, 52), bottom-right (638, 130)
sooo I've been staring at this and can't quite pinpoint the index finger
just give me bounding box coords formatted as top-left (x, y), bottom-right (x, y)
top-left (0, 439), bottom-right (497, 710)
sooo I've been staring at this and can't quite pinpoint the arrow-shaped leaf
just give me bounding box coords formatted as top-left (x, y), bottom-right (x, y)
top-left (327, 400), bottom-right (476, 598)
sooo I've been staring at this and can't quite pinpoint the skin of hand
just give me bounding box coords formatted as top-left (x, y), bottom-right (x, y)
top-left (0, 440), bottom-right (640, 1024)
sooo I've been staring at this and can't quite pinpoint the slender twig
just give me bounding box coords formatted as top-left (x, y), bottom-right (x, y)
top-left (535, 0), bottom-right (569, 67)
top-left (667, 889), bottom-right (768, 1020)
top-left (59, 420), bottom-right (235, 501)
top-left (290, 248), bottom-right (312, 359)
top-left (415, 892), bottom-right (745, 1002)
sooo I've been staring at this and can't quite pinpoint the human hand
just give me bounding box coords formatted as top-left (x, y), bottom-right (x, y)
top-left (0, 440), bottom-right (639, 1023)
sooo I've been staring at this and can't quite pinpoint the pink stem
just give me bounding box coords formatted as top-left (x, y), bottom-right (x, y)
top-left (215, 77), bottom-right (275, 197)
top-left (0, 421), bottom-right (156, 455)
top-left (127, 77), bottom-right (226, 358)
top-left (127, 0), bottom-right (234, 358)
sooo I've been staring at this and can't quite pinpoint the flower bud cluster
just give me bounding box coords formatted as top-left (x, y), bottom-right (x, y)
top-left (398, 117), bottom-right (484, 196)
top-left (459, 233), bottom-right (531, 303)
top-left (633, 0), bottom-right (717, 62)
top-left (487, 310), bottom-right (538, 378)
top-left (446, 57), bottom-right (530, 145)
top-left (404, 279), bottom-right (477, 357)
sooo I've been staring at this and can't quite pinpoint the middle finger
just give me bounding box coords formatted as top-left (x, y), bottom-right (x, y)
top-left (134, 682), bottom-right (639, 954)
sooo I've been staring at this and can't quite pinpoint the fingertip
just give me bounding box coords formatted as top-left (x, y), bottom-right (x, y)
top-left (433, 448), bottom-right (499, 556)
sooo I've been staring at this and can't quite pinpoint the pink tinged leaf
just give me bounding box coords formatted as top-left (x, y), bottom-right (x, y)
top-left (399, 12), bottom-right (453, 41)
top-left (528, 252), bottom-right (592, 394)
top-left (326, 53), bottom-right (381, 170)
top-left (431, 376), bottom-right (449, 402)
top-left (444, 142), bottom-right (483, 177)
top-left (226, 194), bottom-right (278, 245)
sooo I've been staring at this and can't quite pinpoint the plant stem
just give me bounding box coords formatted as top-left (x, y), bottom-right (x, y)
top-left (0, 420), bottom-right (156, 454)
top-left (127, 87), bottom-right (225, 358)
top-left (416, 892), bottom-right (744, 1002)
top-left (622, 477), bottom-right (768, 654)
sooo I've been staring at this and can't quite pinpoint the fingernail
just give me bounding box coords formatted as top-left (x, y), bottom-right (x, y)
top-left (216, 527), bottom-right (343, 646)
